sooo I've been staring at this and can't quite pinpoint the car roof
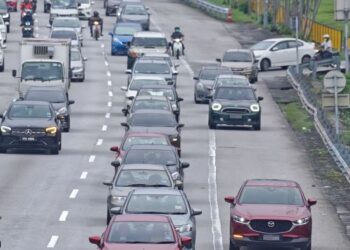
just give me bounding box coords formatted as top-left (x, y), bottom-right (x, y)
top-left (136, 59), bottom-right (169, 64)
top-left (128, 144), bottom-right (176, 151)
top-left (142, 53), bottom-right (171, 58)
top-left (245, 179), bottom-right (299, 188)
top-left (115, 22), bottom-right (142, 27)
top-left (216, 74), bottom-right (248, 80)
top-left (132, 109), bottom-right (173, 115)
top-left (132, 188), bottom-right (182, 195)
top-left (225, 49), bottom-right (252, 53)
top-left (125, 131), bottom-right (168, 137)
top-left (133, 31), bottom-right (166, 38)
top-left (131, 75), bottom-right (166, 80)
top-left (262, 38), bottom-right (299, 43)
top-left (200, 66), bottom-right (231, 71)
top-left (139, 85), bottom-right (175, 90)
top-left (134, 95), bottom-right (168, 101)
top-left (26, 86), bottom-right (66, 92)
top-left (120, 164), bottom-right (168, 171)
top-left (112, 214), bottom-right (171, 223)
top-left (12, 100), bottom-right (51, 105)
top-left (53, 16), bottom-right (79, 21)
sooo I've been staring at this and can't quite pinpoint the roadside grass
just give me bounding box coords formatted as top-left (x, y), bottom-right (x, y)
top-left (316, 0), bottom-right (343, 30)
top-left (207, 0), bottom-right (255, 23)
top-left (325, 169), bottom-right (346, 184)
top-left (280, 102), bottom-right (314, 132)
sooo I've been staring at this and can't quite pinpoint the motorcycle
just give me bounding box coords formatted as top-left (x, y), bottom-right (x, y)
top-left (22, 20), bottom-right (33, 37)
top-left (93, 21), bottom-right (100, 40)
top-left (172, 38), bottom-right (184, 59)
top-left (21, 8), bottom-right (32, 22)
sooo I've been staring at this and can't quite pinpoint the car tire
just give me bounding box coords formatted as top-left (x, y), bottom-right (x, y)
top-left (229, 241), bottom-right (240, 250)
top-left (302, 55), bottom-right (311, 64)
top-left (194, 93), bottom-right (201, 104)
top-left (0, 60), bottom-right (4, 72)
top-left (50, 146), bottom-right (59, 155)
top-left (208, 117), bottom-right (216, 129)
top-left (106, 10), bottom-right (109, 16)
top-left (253, 122), bottom-right (261, 131)
top-left (260, 58), bottom-right (270, 71)
top-left (0, 147), bottom-right (6, 153)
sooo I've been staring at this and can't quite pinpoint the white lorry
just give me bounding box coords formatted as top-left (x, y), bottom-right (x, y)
top-left (12, 38), bottom-right (71, 97)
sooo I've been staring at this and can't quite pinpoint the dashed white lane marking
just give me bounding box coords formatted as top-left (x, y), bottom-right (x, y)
top-left (107, 101), bottom-right (112, 107)
top-left (96, 139), bottom-right (103, 146)
top-left (180, 58), bottom-right (195, 75)
top-left (47, 235), bottom-right (59, 248)
top-left (88, 155), bottom-right (96, 162)
top-left (105, 61), bottom-right (109, 66)
top-left (105, 112), bottom-right (111, 118)
top-left (108, 91), bottom-right (113, 97)
top-left (100, 43), bottom-right (105, 48)
top-left (107, 71), bottom-right (111, 77)
top-left (107, 80), bottom-right (112, 86)
top-left (102, 125), bottom-right (108, 131)
top-left (69, 189), bottom-right (79, 199)
top-left (59, 211), bottom-right (69, 222)
top-left (80, 171), bottom-right (88, 179)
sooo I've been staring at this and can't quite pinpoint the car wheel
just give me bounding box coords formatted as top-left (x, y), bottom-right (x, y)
top-left (194, 93), bottom-right (201, 104)
top-left (6, 25), bottom-right (10, 33)
top-left (253, 122), bottom-right (261, 131)
top-left (229, 241), bottom-right (240, 250)
top-left (0, 147), bottom-right (6, 153)
top-left (302, 55), bottom-right (311, 64)
top-left (50, 146), bottom-right (59, 155)
top-left (106, 10), bottom-right (109, 16)
top-left (208, 117), bottom-right (216, 129)
top-left (0, 60), bottom-right (4, 72)
top-left (260, 58), bottom-right (270, 71)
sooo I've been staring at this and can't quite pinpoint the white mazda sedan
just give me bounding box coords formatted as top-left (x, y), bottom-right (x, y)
top-left (251, 38), bottom-right (315, 71)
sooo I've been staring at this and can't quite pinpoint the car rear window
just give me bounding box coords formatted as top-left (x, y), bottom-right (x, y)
top-left (132, 37), bottom-right (167, 47)
top-left (134, 62), bottom-right (170, 74)
top-left (116, 169), bottom-right (171, 187)
top-left (239, 186), bottom-right (304, 205)
top-left (132, 99), bottom-right (170, 112)
top-left (122, 135), bottom-right (169, 150)
top-left (199, 69), bottom-right (232, 80)
top-left (138, 88), bottom-right (175, 101)
top-left (130, 113), bottom-right (176, 127)
top-left (124, 149), bottom-right (177, 166)
top-left (129, 79), bottom-right (167, 90)
top-left (223, 52), bottom-right (252, 62)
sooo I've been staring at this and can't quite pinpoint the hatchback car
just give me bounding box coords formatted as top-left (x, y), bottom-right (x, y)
top-left (112, 189), bottom-right (202, 250)
top-left (193, 66), bottom-right (233, 104)
top-left (50, 17), bottom-right (84, 44)
top-left (117, 2), bottom-right (150, 31)
top-left (23, 87), bottom-right (75, 132)
top-left (0, 101), bottom-right (62, 154)
top-left (89, 214), bottom-right (192, 250)
top-left (208, 85), bottom-right (263, 130)
top-left (103, 163), bottom-right (181, 223)
top-left (50, 28), bottom-right (81, 47)
top-left (212, 74), bottom-right (251, 91)
top-left (0, 0), bottom-right (10, 33)
top-left (216, 49), bottom-right (258, 83)
top-left (77, 0), bottom-right (93, 19)
top-left (109, 22), bottom-right (142, 55)
top-left (70, 47), bottom-right (87, 82)
top-left (251, 38), bottom-right (315, 71)
top-left (224, 179), bottom-right (317, 250)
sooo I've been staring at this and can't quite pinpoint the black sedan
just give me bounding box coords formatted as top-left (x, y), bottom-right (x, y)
top-left (23, 87), bottom-right (75, 132)
top-left (208, 85), bottom-right (263, 130)
top-left (117, 3), bottom-right (150, 31)
top-left (0, 101), bottom-right (62, 154)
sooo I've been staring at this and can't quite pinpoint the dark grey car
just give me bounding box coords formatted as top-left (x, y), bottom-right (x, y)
top-left (105, 0), bottom-right (121, 15)
top-left (117, 3), bottom-right (150, 30)
top-left (111, 188), bottom-right (202, 250)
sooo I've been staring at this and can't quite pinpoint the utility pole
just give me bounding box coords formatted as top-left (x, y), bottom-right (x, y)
top-left (344, 8), bottom-right (349, 74)
top-left (296, 15), bottom-right (300, 74)
top-left (263, 0), bottom-right (269, 28)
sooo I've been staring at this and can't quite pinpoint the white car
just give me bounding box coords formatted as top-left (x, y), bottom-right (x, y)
top-left (0, 47), bottom-right (4, 72)
top-left (0, 15), bottom-right (7, 44)
top-left (78, 0), bottom-right (94, 19)
top-left (50, 28), bottom-right (81, 48)
top-left (251, 38), bottom-right (315, 71)
top-left (50, 17), bottom-right (85, 45)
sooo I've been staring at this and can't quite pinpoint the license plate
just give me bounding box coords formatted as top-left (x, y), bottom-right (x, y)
top-left (262, 235), bottom-right (280, 241)
top-left (22, 137), bottom-right (35, 141)
top-left (229, 114), bottom-right (242, 119)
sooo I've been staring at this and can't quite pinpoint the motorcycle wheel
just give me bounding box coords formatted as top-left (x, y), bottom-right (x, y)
top-left (176, 49), bottom-right (180, 60)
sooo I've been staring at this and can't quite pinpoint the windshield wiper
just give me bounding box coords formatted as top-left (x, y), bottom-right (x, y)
top-left (169, 212), bottom-right (186, 215)
top-left (153, 241), bottom-right (175, 244)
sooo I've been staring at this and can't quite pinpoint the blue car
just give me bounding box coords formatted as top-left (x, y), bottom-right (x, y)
top-left (109, 22), bottom-right (142, 56)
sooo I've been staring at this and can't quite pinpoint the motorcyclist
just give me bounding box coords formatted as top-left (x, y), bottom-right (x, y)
top-left (320, 34), bottom-right (332, 59)
top-left (170, 26), bottom-right (185, 55)
top-left (21, 10), bottom-right (34, 26)
top-left (20, 0), bottom-right (33, 11)
top-left (88, 11), bottom-right (103, 37)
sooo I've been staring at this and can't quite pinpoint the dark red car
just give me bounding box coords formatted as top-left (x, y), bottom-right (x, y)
top-left (110, 132), bottom-right (173, 160)
top-left (224, 179), bottom-right (317, 250)
top-left (89, 214), bottom-right (192, 250)
top-left (6, 0), bottom-right (17, 11)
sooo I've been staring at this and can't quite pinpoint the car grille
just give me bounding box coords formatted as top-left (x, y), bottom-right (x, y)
top-left (222, 108), bottom-right (250, 114)
top-left (11, 128), bottom-right (46, 137)
top-left (249, 220), bottom-right (293, 234)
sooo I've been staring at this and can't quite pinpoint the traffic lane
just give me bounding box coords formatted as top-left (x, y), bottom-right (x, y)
top-left (216, 81), bottom-right (350, 250)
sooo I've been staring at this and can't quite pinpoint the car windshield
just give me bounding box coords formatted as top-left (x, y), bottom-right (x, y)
top-left (223, 52), bottom-right (252, 62)
top-left (51, 30), bottom-right (77, 40)
top-left (114, 25), bottom-right (140, 36)
top-left (52, 0), bottom-right (77, 8)
top-left (132, 99), bottom-right (169, 112)
top-left (25, 90), bottom-right (66, 103)
top-left (215, 87), bottom-right (256, 100)
top-left (8, 104), bottom-right (52, 119)
top-left (138, 89), bottom-right (175, 101)
top-left (108, 221), bottom-right (175, 244)
top-left (129, 79), bottom-right (167, 90)
top-left (132, 37), bottom-right (167, 47)
top-left (239, 186), bottom-right (304, 205)
top-left (71, 50), bottom-right (81, 61)
top-left (52, 19), bottom-right (80, 28)
top-left (124, 149), bottom-right (177, 165)
top-left (122, 135), bottom-right (169, 150)
top-left (251, 40), bottom-right (275, 50)
top-left (200, 69), bottom-right (232, 80)
top-left (134, 63), bottom-right (170, 74)
top-left (123, 5), bottom-right (147, 15)
top-left (130, 113), bottom-right (176, 127)
top-left (116, 169), bottom-right (171, 187)
top-left (126, 194), bottom-right (187, 214)
top-left (0, 0), bottom-right (6, 9)
top-left (78, 0), bottom-right (89, 3)
top-left (215, 77), bottom-right (250, 87)
top-left (22, 62), bottom-right (64, 81)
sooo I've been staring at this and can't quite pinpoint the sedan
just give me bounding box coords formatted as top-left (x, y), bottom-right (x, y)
top-left (0, 101), bottom-right (62, 154)
top-left (193, 66), bottom-right (233, 104)
top-left (70, 47), bottom-right (87, 82)
top-left (224, 179), bottom-right (317, 250)
top-left (23, 86), bottom-right (75, 132)
top-left (117, 2), bottom-right (150, 31)
top-left (208, 85), bottom-right (263, 130)
top-left (111, 188), bottom-right (202, 250)
top-left (105, 0), bottom-right (121, 16)
top-left (50, 17), bottom-right (84, 44)
top-left (121, 109), bottom-right (184, 153)
top-left (103, 163), bottom-right (181, 223)
top-left (109, 22), bottom-right (142, 55)
top-left (50, 28), bottom-right (81, 48)
top-left (0, 0), bottom-right (10, 33)
top-left (89, 214), bottom-right (192, 250)
top-left (251, 38), bottom-right (315, 71)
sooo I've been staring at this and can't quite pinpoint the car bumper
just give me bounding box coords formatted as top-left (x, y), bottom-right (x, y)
top-left (0, 135), bottom-right (59, 150)
top-left (111, 42), bottom-right (128, 55)
top-left (106, 5), bottom-right (118, 14)
top-left (210, 111), bottom-right (260, 127)
top-left (232, 236), bottom-right (310, 248)
top-left (71, 70), bottom-right (84, 80)
top-left (78, 9), bottom-right (92, 19)
top-left (195, 86), bottom-right (211, 102)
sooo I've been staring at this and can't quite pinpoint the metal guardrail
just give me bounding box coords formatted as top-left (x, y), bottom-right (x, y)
top-left (287, 66), bottom-right (350, 183)
top-left (182, 0), bottom-right (231, 22)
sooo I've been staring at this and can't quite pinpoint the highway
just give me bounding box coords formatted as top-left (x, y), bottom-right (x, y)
top-left (0, 0), bottom-right (349, 249)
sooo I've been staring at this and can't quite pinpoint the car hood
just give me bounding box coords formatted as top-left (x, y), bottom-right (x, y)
top-left (132, 47), bottom-right (168, 54)
top-left (198, 79), bottom-right (214, 88)
top-left (113, 34), bottom-right (133, 42)
top-left (213, 99), bottom-right (257, 107)
top-left (234, 204), bottom-right (310, 221)
top-left (51, 103), bottom-right (65, 111)
top-left (71, 60), bottom-right (83, 68)
top-left (221, 62), bottom-right (252, 68)
top-left (121, 15), bottom-right (148, 22)
top-left (252, 50), bottom-right (266, 58)
top-left (103, 243), bottom-right (179, 250)
top-left (3, 118), bottom-right (55, 128)
top-left (128, 126), bottom-right (178, 136)
top-left (134, 73), bottom-right (172, 79)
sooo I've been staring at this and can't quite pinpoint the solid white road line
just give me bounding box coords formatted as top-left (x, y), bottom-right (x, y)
top-left (107, 101), bottom-right (112, 107)
top-left (107, 80), bottom-right (112, 86)
top-left (105, 112), bottom-right (111, 118)
top-left (59, 211), bottom-right (69, 222)
top-left (47, 235), bottom-right (59, 248)
top-left (96, 139), bottom-right (103, 146)
top-left (80, 171), bottom-right (88, 179)
top-left (69, 189), bottom-right (79, 199)
top-left (88, 155), bottom-right (96, 162)
top-left (102, 125), bottom-right (108, 131)
top-left (108, 91), bottom-right (113, 97)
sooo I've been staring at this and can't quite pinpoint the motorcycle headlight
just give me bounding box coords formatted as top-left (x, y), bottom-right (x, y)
top-left (0, 125), bottom-right (11, 134)
top-left (176, 224), bottom-right (193, 233)
top-left (293, 217), bottom-right (310, 226)
top-left (211, 102), bottom-right (222, 111)
top-left (171, 103), bottom-right (178, 111)
top-left (111, 196), bottom-right (126, 206)
top-left (57, 107), bottom-right (67, 114)
top-left (170, 135), bottom-right (179, 142)
top-left (45, 126), bottom-right (57, 135)
top-left (250, 104), bottom-right (260, 112)
top-left (233, 215), bottom-right (249, 224)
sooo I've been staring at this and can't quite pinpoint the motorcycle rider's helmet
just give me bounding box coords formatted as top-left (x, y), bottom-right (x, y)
top-left (174, 27), bottom-right (180, 32)
top-left (93, 11), bottom-right (99, 18)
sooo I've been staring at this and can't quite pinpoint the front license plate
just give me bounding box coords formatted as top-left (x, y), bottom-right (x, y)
top-left (229, 114), bottom-right (242, 119)
top-left (262, 235), bottom-right (280, 241)
top-left (22, 137), bottom-right (35, 141)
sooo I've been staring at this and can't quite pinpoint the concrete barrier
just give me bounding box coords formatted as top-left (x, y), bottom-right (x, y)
top-left (182, 0), bottom-right (232, 22)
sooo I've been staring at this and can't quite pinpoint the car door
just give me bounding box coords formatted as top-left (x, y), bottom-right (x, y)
top-left (269, 41), bottom-right (289, 66)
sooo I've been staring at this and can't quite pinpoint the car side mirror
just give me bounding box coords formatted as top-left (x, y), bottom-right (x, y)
top-left (77, 2), bottom-right (81, 7)
top-left (122, 108), bottom-right (128, 116)
top-left (254, 59), bottom-right (259, 63)
top-left (128, 96), bottom-right (134, 100)
top-left (175, 180), bottom-right (183, 188)
top-left (193, 76), bottom-right (199, 80)
top-left (120, 86), bottom-right (127, 91)
top-left (258, 96), bottom-right (264, 102)
top-left (216, 58), bottom-right (222, 63)
top-left (103, 180), bottom-right (113, 187)
top-left (83, 57), bottom-right (88, 61)
top-left (88, 236), bottom-right (101, 246)
top-left (181, 162), bottom-right (190, 168)
top-left (181, 236), bottom-right (192, 246)
top-left (111, 160), bottom-right (120, 168)
top-left (125, 69), bottom-right (132, 74)
top-left (121, 122), bottom-right (129, 128)
top-left (224, 196), bottom-right (235, 204)
top-left (173, 71), bottom-right (178, 76)
top-left (177, 124), bottom-right (184, 129)
top-left (126, 41), bottom-right (131, 47)
top-left (110, 207), bottom-right (122, 215)
top-left (177, 97), bottom-right (184, 102)
top-left (68, 100), bottom-right (75, 105)
top-left (82, 25), bottom-right (86, 29)
top-left (307, 198), bottom-right (317, 207)
top-left (12, 69), bottom-right (17, 78)
top-left (110, 146), bottom-right (120, 153)
top-left (191, 209), bottom-right (202, 216)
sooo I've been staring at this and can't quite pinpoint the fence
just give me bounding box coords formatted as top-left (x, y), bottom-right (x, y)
top-left (182, 0), bottom-right (231, 22)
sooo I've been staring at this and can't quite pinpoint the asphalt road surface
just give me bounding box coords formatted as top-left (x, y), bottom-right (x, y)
top-left (0, 0), bottom-right (349, 249)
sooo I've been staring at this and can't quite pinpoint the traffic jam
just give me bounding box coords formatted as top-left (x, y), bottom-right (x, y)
top-left (0, 0), bottom-right (348, 250)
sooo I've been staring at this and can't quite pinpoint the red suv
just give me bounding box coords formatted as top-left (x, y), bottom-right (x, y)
top-left (224, 179), bottom-right (317, 250)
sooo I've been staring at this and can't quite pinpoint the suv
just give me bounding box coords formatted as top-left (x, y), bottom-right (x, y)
top-left (224, 179), bottom-right (316, 250)
top-left (0, 0), bottom-right (10, 33)
top-left (127, 31), bottom-right (169, 69)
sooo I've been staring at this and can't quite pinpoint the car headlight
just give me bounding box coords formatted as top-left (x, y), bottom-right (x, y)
top-left (45, 126), bottom-right (57, 135)
top-left (250, 104), bottom-right (260, 112)
top-left (111, 196), bottom-right (126, 206)
top-left (171, 103), bottom-right (178, 111)
top-left (176, 224), bottom-right (193, 233)
top-left (211, 102), bottom-right (222, 111)
top-left (0, 125), bottom-right (11, 134)
top-left (57, 107), bottom-right (67, 114)
top-left (196, 82), bottom-right (204, 90)
top-left (293, 217), bottom-right (310, 226)
top-left (233, 215), bottom-right (249, 224)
